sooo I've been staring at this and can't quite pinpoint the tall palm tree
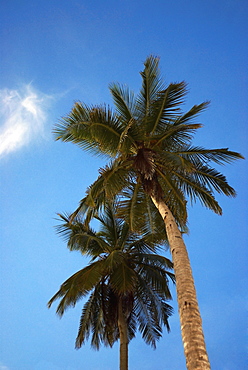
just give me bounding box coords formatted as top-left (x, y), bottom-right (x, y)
top-left (48, 203), bottom-right (174, 370)
top-left (53, 56), bottom-right (244, 369)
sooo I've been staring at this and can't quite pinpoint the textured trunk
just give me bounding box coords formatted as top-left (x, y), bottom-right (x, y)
top-left (151, 196), bottom-right (210, 370)
top-left (118, 299), bottom-right (128, 370)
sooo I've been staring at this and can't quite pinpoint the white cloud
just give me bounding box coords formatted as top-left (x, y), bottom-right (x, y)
top-left (0, 363), bottom-right (9, 370)
top-left (0, 84), bottom-right (51, 158)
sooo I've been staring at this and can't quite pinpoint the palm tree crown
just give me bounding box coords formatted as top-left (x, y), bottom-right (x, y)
top-left (54, 56), bottom-right (243, 229)
top-left (48, 203), bottom-right (174, 352)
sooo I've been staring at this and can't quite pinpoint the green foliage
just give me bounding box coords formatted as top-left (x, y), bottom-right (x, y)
top-left (51, 56), bottom-right (244, 369)
top-left (48, 203), bottom-right (174, 350)
top-left (53, 55), bottom-right (243, 230)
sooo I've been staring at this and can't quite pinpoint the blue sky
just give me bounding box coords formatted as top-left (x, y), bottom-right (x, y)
top-left (0, 1), bottom-right (247, 369)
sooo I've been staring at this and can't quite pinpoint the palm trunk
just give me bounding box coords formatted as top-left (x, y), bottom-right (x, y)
top-left (118, 298), bottom-right (128, 370)
top-left (151, 196), bottom-right (210, 370)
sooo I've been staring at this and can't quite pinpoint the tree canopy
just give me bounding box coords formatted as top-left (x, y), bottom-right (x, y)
top-left (48, 203), bottom-right (174, 350)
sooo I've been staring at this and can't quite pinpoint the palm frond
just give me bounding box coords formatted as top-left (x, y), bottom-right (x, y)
top-left (117, 182), bottom-right (143, 232)
top-left (71, 177), bottom-right (117, 227)
top-left (157, 150), bottom-right (196, 174)
top-left (134, 253), bottom-right (174, 271)
top-left (75, 286), bottom-right (103, 349)
top-left (151, 122), bottom-right (202, 149)
top-left (130, 229), bottom-right (167, 253)
top-left (54, 103), bottom-right (122, 157)
top-left (178, 146), bottom-right (244, 166)
top-left (98, 160), bottom-right (132, 199)
top-left (117, 181), bottom-right (167, 235)
top-left (95, 203), bottom-right (121, 247)
top-left (109, 83), bottom-right (136, 123)
top-left (118, 221), bottom-right (131, 250)
top-left (55, 213), bottom-right (110, 255)
top-left (136, 56), bottom-right (165, 119)
top-left (126, 310), bottom-right (137, 342)
top-left (192, 165), bottom-right (237, 197)
top-left (104, 250), bottom-right (125, 271)
top-left (47, 260), bottom-right (106, 316)
top-left (175, 170), bottom-right (223, 214)
top-left (78, 159), bottom-right (131, 211)
top-left (155, 167), bottom-right (188, 225)
top-left (137, 262), bottom-right (173, 299)
top-left (148, 81), bottom-right (188, 134)
top-left (134, 278), bottom-right (171, 348)
top-left (53, 102), bottom-right (91, 142)
top-left (110, 262), bottom-right (137, 294)
top-left (173, 102), bottom-right (210, 126)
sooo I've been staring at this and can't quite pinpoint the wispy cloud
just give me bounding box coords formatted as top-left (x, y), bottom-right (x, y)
top-left (0, 363), bottom-right (9, 370)
top-left (0, 84), bottom-right (51, 158)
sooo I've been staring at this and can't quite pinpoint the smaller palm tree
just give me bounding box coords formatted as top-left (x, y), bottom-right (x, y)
top-left (48, 203), bottom-right (174, 370)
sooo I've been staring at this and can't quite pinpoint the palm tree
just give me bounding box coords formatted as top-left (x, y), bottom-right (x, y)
top-left (48, 203), bottom-right (174, 370)
top-left (53, 56), bottom-right (244, 369)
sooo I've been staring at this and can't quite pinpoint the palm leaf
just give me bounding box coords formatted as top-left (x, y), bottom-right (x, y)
top-left (76, 286), bottom-right (102, 349)
top-left (178, 146), bottom-right (244, 165)
top-left (47, 260), bottom-right (106, 316)
top-left (136, 56), bottom-right (165, 119)
top-left (148, 81), bottom-right (188, 134)
top-left (173, 102), bottom-right (210, 126)
top-left (137, 261), bottom-right (173, 299)
top-left (110, 262), bottom-right (137, 294)
top-left (54, 103), bottom-right (122, 157)
top-left (150, 122), bottom-right (202, 149)
top-left (192, 165), bottom-right (237, 197)
top-left (175, 170), bottom-right (223, 214)
top-left (55, 214), bottom-right (110, 255)
top-left (109, 83), bottom-right (136, 123)
top-left (135, 281), bottom-right (165, 347)
top-left (155, 167), bottom-right (187, 223)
